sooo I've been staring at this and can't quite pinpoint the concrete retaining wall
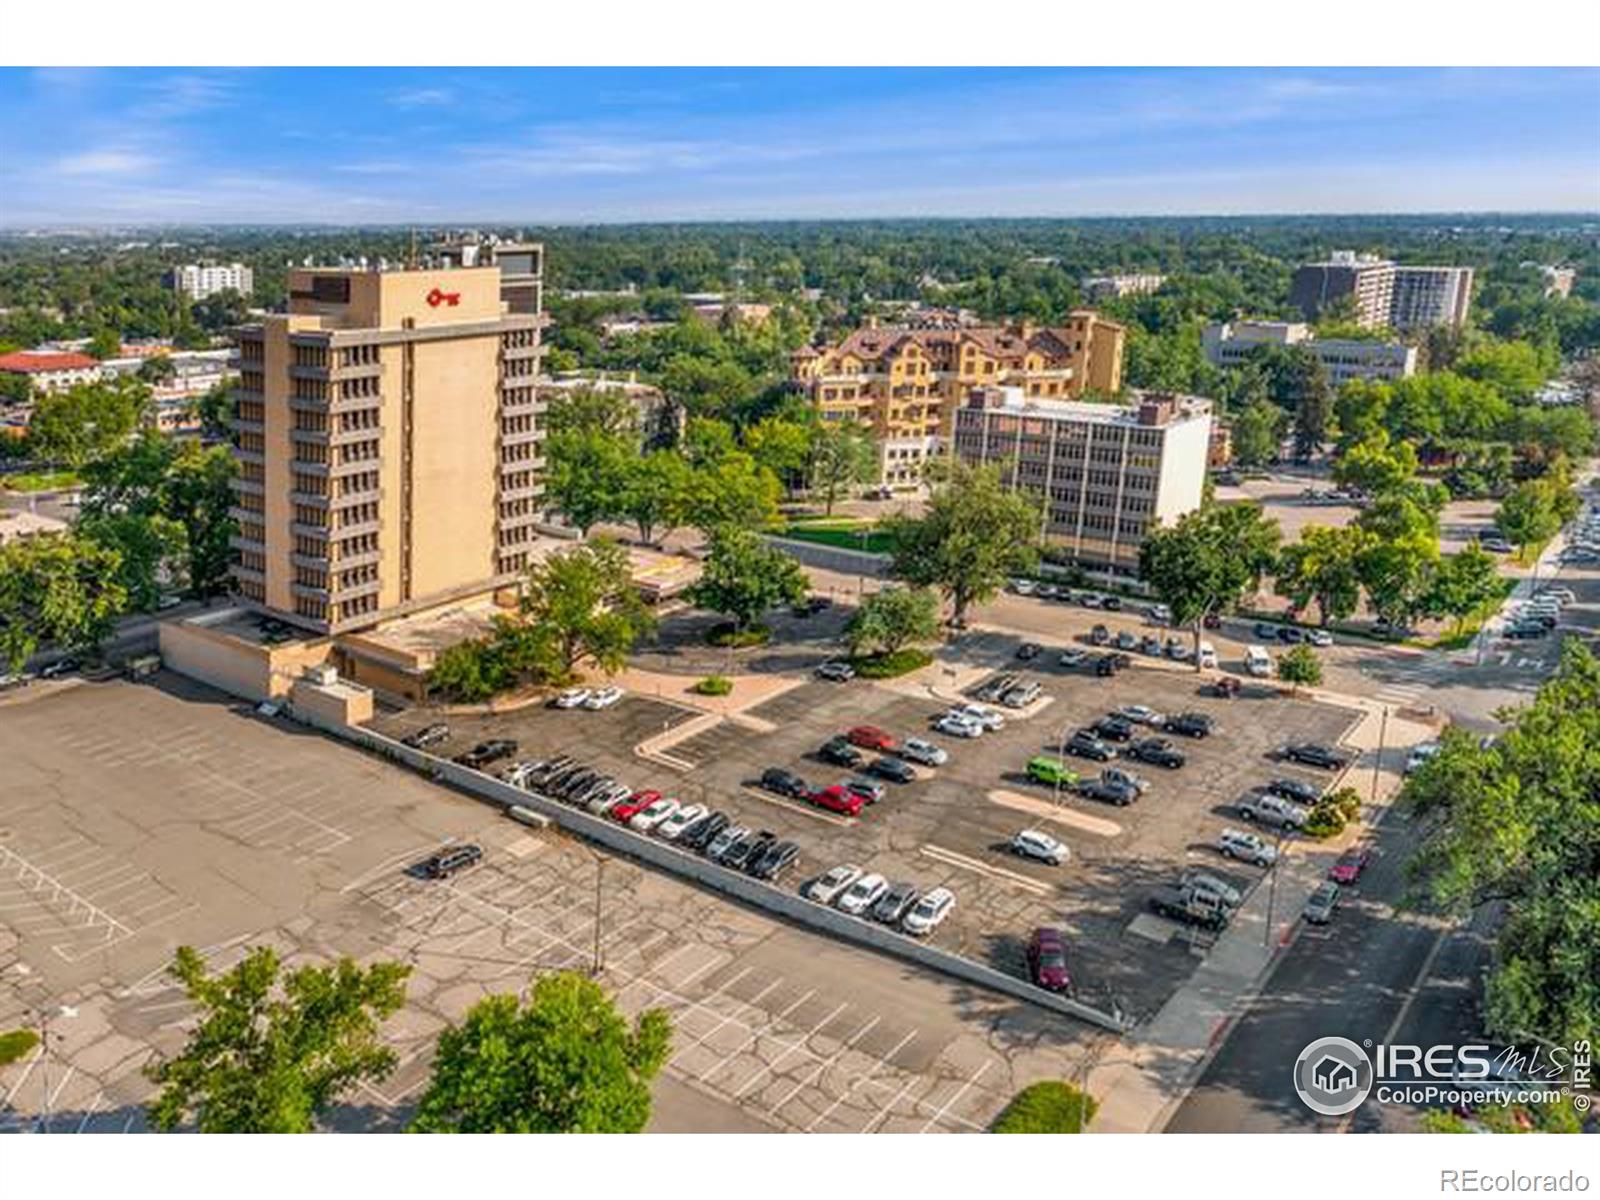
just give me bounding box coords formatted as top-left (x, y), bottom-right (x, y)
top-left (763, 535), bottom-right (894, 580)
top-left (310, 715), bottom-right (1130, 1033)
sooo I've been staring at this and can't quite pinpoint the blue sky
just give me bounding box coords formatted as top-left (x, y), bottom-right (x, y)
top-left (2, 67), bottom-right (1597, 225)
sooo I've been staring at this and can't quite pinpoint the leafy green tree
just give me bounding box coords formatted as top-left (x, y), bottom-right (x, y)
top-left (685, 451), bottom-right (780, 532)
top-left (27, 379), bottom-right (149, 469)
top-left (1229, 396), bottom-right (1285, 468)
top-left (410, 972), bottom-right (671, 1134)
top-left (78, 510), bottom-right (187, 611)
top-left (0, 372), bottom-right (33, 407)
top-left (1456, 338), bottom-right (1549, 401)
top-left (808, 420), bottom-right (878, 514)
top-left (1496, 480), bottom-right (1563, 559)
top-left (1356, 530), bottom-right (1438, 627)
top-left (0, 532), bottom-right (128, 672)
top-left (743, 415), bottom-right (812, 496)
top-left (1424, 543), bottom-right (1504, 635)
top-left (427, 638), bottom-right (512, 703)
top-left (145, 945), bottom-right (410, 1133)
top-left (85, 329), bottom-right (121, 360)
top-left (845, 586), bottom-right (940, 658)
top-left (1402, 643), bottom-right (1600, 1048)
top-left (189, 380), bottom-right (235, 441)
top-left (885, 464), bottom-right (1041, 626)
top-left (992, 1081), bottom-right (1098, 1134)
top-left (1286, 351), bottom-right (1332, 459)
top-left (544, 386), bottom-right (640, 439)
top-left (1139, 501), bottom-right (1281, 666)
top-left (622, 450), bottom-right (692, 545)
top-left (686, 525), bottom-right (808, 632)
top-left (1274, 525), bottom-right (1368, 626)
top-left (517, 537), bottom-right (656, 681)
top-left (1277, 643), bottom-right (1323, 695)
top-left (165, 443), bottom-right (238, 597)
top-left (1332, 431), bottom-right (1419, 496)
top-left (544, 427), bottom-right (633, 537)
top-left (136, 355), bottom-right (176, 384)
top-left (682, 416), bottom-right (737, 467)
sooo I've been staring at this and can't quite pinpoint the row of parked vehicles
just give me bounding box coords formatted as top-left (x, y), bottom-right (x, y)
top-left (1502, 586), bottom-right (1576, 640)
top-left (803, 865), bottom-right (957, 937)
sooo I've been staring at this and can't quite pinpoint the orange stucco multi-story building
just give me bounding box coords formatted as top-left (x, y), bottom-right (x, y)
top-left (230, 245), bottom-right (545, 636)
top-left (790, 312), bottom-right (1126, 488)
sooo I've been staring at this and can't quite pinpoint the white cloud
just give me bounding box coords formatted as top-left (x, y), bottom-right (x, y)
top-left (55, 149), bottom-right (157, 176)
top-left (387, 86), bottom-right (455, 109)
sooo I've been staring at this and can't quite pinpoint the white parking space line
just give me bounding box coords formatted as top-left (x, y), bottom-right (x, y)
top-left (732, 1001), bottom-right (851, 1099)
top-left (695, 987), bottom-right (816, 1084)
top-left (804, 1029), bottom-right (916, 1130)
top-left (766, 1016), bottom-right (882, 1115)
top-left (859, 1071), bottom-right (925, 1134)
top-left (918, 1061), bottom-right (992, 1133)
top-left (673, 977), bottom-right (784, 1057)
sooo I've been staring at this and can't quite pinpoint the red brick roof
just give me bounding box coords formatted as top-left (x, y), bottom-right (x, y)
top-left (0, 351), bottom-right (100, 374)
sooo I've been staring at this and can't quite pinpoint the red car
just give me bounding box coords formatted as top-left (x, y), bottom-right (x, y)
top-left (609, 789), bottom-right (660, 823)
top-left (1026, 927), bottom-right (1072, 993)
top-left (1329, 846), bottom-right (1373, 884)
top-left (846, 725), bottom-right (897, 752)
top-left (807, 785), bottom-right (865, 818)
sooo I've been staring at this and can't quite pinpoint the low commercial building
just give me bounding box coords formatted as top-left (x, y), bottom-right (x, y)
top-left (1523, 263), bottom-right (1576, 299)
top-left (1201, 320), bottom-right (1417, 386)
top-left (165, 262), bottom-right (254, 301)
top-left (792, 313), bottom-right (1126, 489)
top-left (950, 387), bottom-right (1212, 574)
top-left (1082, 273), bottom-right (1166, 301)
top-left (0, 349), bottom-right (102, 396)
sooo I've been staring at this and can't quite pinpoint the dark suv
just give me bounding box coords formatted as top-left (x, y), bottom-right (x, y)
top-left (1127, 737), bottom-right (1186, 768)
top-left (1165, 712), bottom-right (1214, 739)
top-left (421, 844), bottom-right (483, 879)
top-left (402, 723), bottom-right (450, 749)
top-left (1284, 743), bottom-right (1349, 770)
top-left (1065, 730), bottom-right (1116, 762)
top-left (453, 739), bottom-right (517, 769)
top-left (760, 767), bottom-right (809, 798)
top-left (1091, 715), bottom-right (1135, 742)
top-left (819, 737), bottom-right (863, 768)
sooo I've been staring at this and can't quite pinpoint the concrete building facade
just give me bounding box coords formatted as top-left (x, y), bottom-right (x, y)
top-left (165, 262), bottom-right (255, 301)
top-left (1083, 273), bottom-right (1166, 301)
top-left (1201, 320), bottom-right (1417, 386)
top-left (229, 247), bottom-right (545, 636)
top-left (1388, 265), bottom-right (1474, 332)
top-left (792, 313), bottom-right (1126, 489)
top-left (1290, 251), bottom-right (1474, 331)
top-left (950, 387), bottom-right (1212, 573)
top-left (0, 350), bottom-right (102, 395)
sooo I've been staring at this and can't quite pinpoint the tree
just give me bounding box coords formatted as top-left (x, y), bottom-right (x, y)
top-left (427, 637), bottom-right (512, 703)
top-left (1332, 431), bottom-right (1419, 497)
top-left (164, 443), bottom-right (238, 598)
top-left (79, 510), bottom-right (187, 611)
top-left (517, 538), bottom-right (655, 681)
top-left (992, 1081), bottom-right (1098, 1134)
top-left (1456, 338), bottom-right (1548, 401)
top-left (136, 355), bottom-right (176, 384)
top-left (682, 416), bottom-right (737, 467)
top-left (85, 329), bottom-right (121, 360)
top-left (685, 524), bottom-right (808, 633)
top-left (621, 450), bottom-right (692, 545)
top-left (189, 380), bottom-right (235, 441)
top-left (544, 386), bottom-right (639, 439)
top-left (1277, 644), bottom-right (1323, 695)
top-left (0, 532), bottom-right (128, 672)
top-left (807, 420), bottom-right (878, 514)
top-left (885, 464), bottom-right (1041, 626)
top-left (1496, 480), bottom-right (1562, 559)
top-left (543, 427), bottom-right (633, 537)
top-left (145, 945), bottom-right (410, 1133)
top-left (1424, 543), bottom-right (1504, 635)
top-left (26, 378), bottom-right (149, 469)
top-left (1356, 530), bottom-right (1438, 628)
top-left (1139, 501), bottom-right (1281, 667)
top-left (1274, 525), bottom-right (1368, 626)
top-left (743, 415), bottom-right (812, 496)
top-left (410, 972), bottom-right (671, 1134)
top-left (845, 586), bottom-right (940, 658)
top-left (1402, 643), bottom-right (1600, 1049)
top-left (1230, 396), bottom-right (1284, 468)
top-left (684, 451), bottom-right (781, 532)
top-left (1286, 352), bottom-right (1332, 459)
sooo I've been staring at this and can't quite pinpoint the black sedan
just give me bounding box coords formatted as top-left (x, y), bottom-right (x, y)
top-left (1076, 777), bottom-right (1138, 806)
top-left (1127, 737), bottom-right (1186, 768)
top-left (1064, 731), bottom-right (1116, 762)
top-left (453, 739), bottom-right (517, 768)
top-left (1165, 712), bottom-right (1214, 739)
top-left (1091, 715), bottom-right (1135, 742)
top-left (1267, 777), bottom-right (1321, 804)
top-left (867, 756), bottom-right (916, 784)
top-left (1284, 742), bottom-right (1349, 770)
top-left (819, 737), bottom-right (864, 768)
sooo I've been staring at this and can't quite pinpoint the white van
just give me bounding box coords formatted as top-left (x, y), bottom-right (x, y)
top-left (1198, 640), bottom-right (1218, 669)
top-left (1244, 645), bottom-right (1272, 677)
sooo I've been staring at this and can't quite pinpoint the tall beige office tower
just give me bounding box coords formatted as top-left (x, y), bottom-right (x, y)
top-left (230, 244), bottom-right (545, 635)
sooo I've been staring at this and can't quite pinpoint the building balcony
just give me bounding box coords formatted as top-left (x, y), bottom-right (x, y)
top-left (290, 520), bottom-right (330, 540)
top-left (229, 531), bottom-right (263, 553)
top-left (500, 427), bottom-right (541, 447)
top-left (330, 577), bottom-right (382, 602)
top-left (291, 424), bottom-right (377, 448)
top-left (291, 551), bottom-right (330, 571)
top-left (231, 415), bottom-right (264, 435)
top-left (501, 343), bottom-right (543, 363)
top-left (499, 392), bottom-right (544, 415)
top-left (498, 509), bottom-right (542, 530)
top-left (329, 547), bottom-right (381, 570)
top-left (288, 364), bottom-right (331, 382)
top-left (228, 504), bottom-right (265, 524)
top-left (290, 581), bottom-right (330, 601)
top-left (331, 361), bottom-right (382, 382)
top-left (231, 563), bottom-right (266, 585)
top-left (331, 485), bottom-right (382, 508)
top-left (331, 515), bottom-right (381, 538)
top-left (233, 447), bottom-right (264, 467)
top-left (500, 481), bottom-right (542, 502)
top-left (232, 476), bottom-right (265, 496)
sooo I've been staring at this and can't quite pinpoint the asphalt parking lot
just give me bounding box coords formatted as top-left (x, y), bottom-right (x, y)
top-left (0, 673), bottom-right (1093, 1134)
top-left (374, 621), bottom-right (1360, 1025)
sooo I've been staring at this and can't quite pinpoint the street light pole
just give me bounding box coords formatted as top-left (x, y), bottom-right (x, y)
top-left (1263, 830), bottom-right (1286, 951)
top-left (590, 856), bottom-right (605, 978)
top-left (1371, 705), bottom-right (1390, 806)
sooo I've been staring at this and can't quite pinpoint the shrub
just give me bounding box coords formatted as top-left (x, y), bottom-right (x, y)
top-left (991, 1081), bottom-right (1098, 1133)
top-left (851, 648), bottom-right (934, 679)
top-left (707, 623), bottom-right (771, 648)
top-left (692, 675), bottom-right (733, 696)
top-left (1329, 786), bottom-right (1363, 823)
top-left (1304, 799), bottom-right (1347, 839)
top-left (0, 1029), bottom-right (40, 1067)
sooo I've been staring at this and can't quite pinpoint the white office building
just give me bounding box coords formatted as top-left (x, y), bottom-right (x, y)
top-left (1201, 320), bottom-right (1417, 386)
top-left (164, 262), bottom-right (254, 301)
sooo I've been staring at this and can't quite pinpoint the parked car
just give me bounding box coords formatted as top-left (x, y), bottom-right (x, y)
top-left (1165, 712), bottom-right (1214, 739)
top-left (1149, 882), bottom-right (1231, 931)
top-left (402, 723), bottom-right (450, 750)
top-left (974, 674), bottom-right (1016, 703)
top-left (1089, 623), bottom-right (1111, 645)
top-left (1009, 829), bottom-right (1069, 865)
top-left (39, 656), bottom-right (81, 680)
top-left (1146, 603), bottom-right (1173, 625)
top-left (1118, 704), bottom-right (1165, 726)
top-left (949, 702), bottom-right (1004, 731)
top-left (1481, 537), bottom-right (1514, 554)
top-left (1026, 755), bottom-right (1078, 787)
top-left (629, 796), bottom-right (680, 833)
top-left (1076, 776), bottom-right (1138, 806)
top-left (1267, 777), bottom-right (1321, 805)
top-left (1329, 846), bottom-right (1373, 884)
top-left (1065, 730), bottom-right (1116, 761)
top-left (1284, 742), bottom-right (1349, 770)
top-left (1404, 742), bottom-right (1441, 775)
top-left (898, 737), bottom-right (948, 767)
top-left (815, 660), bottom-right (856, 682)
top-left (610, 789), bottom-right (660, 824)
top-left (421, 844), bottom-right (483, 879)
top-left (1115, 629), bottom-right (1139, 651)
top-left (934, 713), bottom-right (983, 739)
top-left (901, 887), bottom-right (955, 936)
top-left (706, 823), bottom-right (751, 862)
top-left (1127, 737), bottom-right (1185, 768)
top-left (1180, 868), bottom-right (1243, 908)
top-left (808, 785), bottom-right (865, 817)
top-left (584, 685), bottom-right (624, 709)
top-left (806, 863), bottom-right (864, 904)
top-left (842, 777), bottom-right (886, 806)
top-left (836, 872), bottom-right (889, 915)
top-left (1307, 629), bottom-right (1334, 648)
top-left (1218, 828), bottom-right (1278, 866)
top-left (1101, 766), bottom-right (1149, 795)
top-left (1091, 715), bottom-right (1135, 742)
top-left (454, 739), bottom-right (518, 769)
top-left (1278, 626), bottom-right (1305, 645)
top-left (1139, 633), bottom-right (1164, 656)
top-left (760, 766), bottom-right (810, 798)
top-left (1016, 642), bottom-right (1042, 661)
top-left (1026, 927), bottom-right (1072, 993)
top-left (867, 756), bottom-right (916, 784)
top-left (1165, 636), bottom-right (1192, 661)
top-left (1504, 621), bottom-right (1550, 640)
top-left (847, 725), bottom-right (897, 752)
top-left (683, 811), bottom-right (730, 852)
top-left (872, 880), bottom-right (921, 925)
top-left (1303, 881), bottom-right (1341, 925)
top-left (657, 803), bottom-right (708, 841)
top-left (1206, 676), bottom-right (1243, 698)
top-left (1102, 595), bottom-right (1123, 612)
top-left (749, 839), bottom-right (800, 881)
top-left (1253, 621), bottom-right (1279, 640)
top-left (1197, 640), bottom-right (1219, 669)
top-left (552, 688), bottom-right (591, 709)
top-left (819, 736), bottom-right (864, 768)
top-left (1094, 653), bottom-right (1120, 677)
top-left (1238, 792), bottom-right (1307, 830)
top-left (1000, 681), bottom-right (1042, 709)
top-left (1058, 648), bottom-right (1089, 668)
top-left (719, 830), bottom-right (773, 871)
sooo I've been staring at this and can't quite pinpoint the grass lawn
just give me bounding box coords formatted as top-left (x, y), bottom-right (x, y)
top-left (1415, 577), bottom-right (1518, 651)
top-left (851, 648), bottom-right (933, 678)
top-left (2, 469), bottom-right (81, 493)
top-left (777, 520), bottom-right (895, 555)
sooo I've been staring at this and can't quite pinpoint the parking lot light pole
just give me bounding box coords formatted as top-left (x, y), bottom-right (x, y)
top-left (590, 856), bottom-right (605, 978)
top-left (1371, 706), bottom-right (1389, 806)
top-left (1263, 831), bottom-right (1286, 951)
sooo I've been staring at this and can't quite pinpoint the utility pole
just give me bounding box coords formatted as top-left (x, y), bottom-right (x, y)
top-left (1371, 705), bottom-right (1390, 805)
top-left (1263, 830), bottom-right (1286, 950)
top-left (589, 856), bottom-right (605, 978)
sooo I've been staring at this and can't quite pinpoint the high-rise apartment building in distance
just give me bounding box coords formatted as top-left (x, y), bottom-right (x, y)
top-left (791, 313), bottom-right (1125, 488)
top-left (230, 243), bottom-right (545, 635)
top-left (1290, 251), bottom-right (1474, 331)
top-left (165, 262), bottom-right (255, 301)
top-left (1082, 273), bottom-right (1167, 301)
top-left (950, 387), bottom-right (1212, 573)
